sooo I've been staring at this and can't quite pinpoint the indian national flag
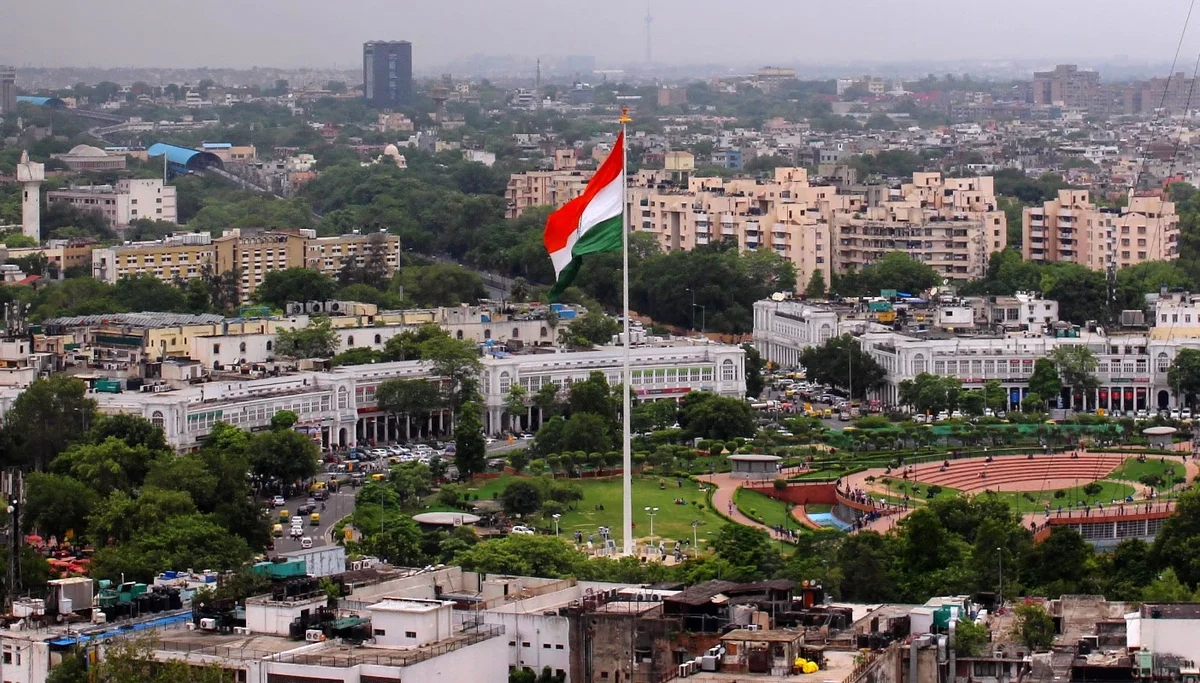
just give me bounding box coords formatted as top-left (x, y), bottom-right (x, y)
top-left (544, 132), bottom-right (625, 300)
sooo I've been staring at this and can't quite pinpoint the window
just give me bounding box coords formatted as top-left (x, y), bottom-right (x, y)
top-left (457, 330), bottom-right (464, 340)
top-left (522, 641), bottom-right (531, 648)
top-left (1158, 353), bottom-right (1170, 373)
top-left (374, 334), bottom-right (382, 344)
top-left (543, 643), bottom-right (552, 649)
top-left (266, 341), bottom-right (273, 352)
top-left (555, 644), bottom-right (565, 650)
top-left (513, 327), bottom-right (520, 338)
top-left (913, 354), bottom-right (927, 375)
top-left (212, 344), bottom-right (220, 353)
top-left (405, 631), bottom-right (417, 639)
top-left (239, 342), bottom-right (246, 353)
top-left (374, 629), bottom-right (386, 636)
top-left (347, 336), bottom-right (355, 347)
top-left (151, 410), bottom-right (164, 428)
top-left (721, 359), bottom-right (736, 381)
top-left (541, 326), bottom-right (549, 338)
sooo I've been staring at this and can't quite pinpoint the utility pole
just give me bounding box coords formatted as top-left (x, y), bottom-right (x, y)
top-left (3, 469), bottom-right (24, 612)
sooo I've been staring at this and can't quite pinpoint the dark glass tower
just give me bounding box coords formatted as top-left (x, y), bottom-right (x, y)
top-left (363, 41), bottom-right (413, 108)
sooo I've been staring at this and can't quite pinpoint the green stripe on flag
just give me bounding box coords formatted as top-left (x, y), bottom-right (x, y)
top-left (548, 215), bottom-right (624, 303)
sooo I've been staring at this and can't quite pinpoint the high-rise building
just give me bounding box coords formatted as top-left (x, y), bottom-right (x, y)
top-left (363, 41), bottom-right (413, 108)
top-left (1023, 190), bottom-right (1180, 270)
top-left (0, 66), bottom-right (17, 115)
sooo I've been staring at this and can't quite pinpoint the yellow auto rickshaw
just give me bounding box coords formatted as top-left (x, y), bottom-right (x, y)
top-left (278, 509), bottom-right (290, 522)
top-left (370, 473), bottom-right (387, 482)
top-left (272, 524), bottom-right (284, 537)
top-left (309, 481), bottom-right (326, 493)
top-left (310, 513), bottom-right (321, 526)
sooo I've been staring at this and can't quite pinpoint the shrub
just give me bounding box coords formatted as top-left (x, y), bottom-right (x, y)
top-left (1082, 482), bottom-right (1103, 497)
top-left (926, 485), bottom-right (942, 498)
top-left (1053, 489), bottom-right (1066, 499)
top-left (1139, 474), bottom-right (1164, 488)
top-left (773, 479), bottom-right (787, 490)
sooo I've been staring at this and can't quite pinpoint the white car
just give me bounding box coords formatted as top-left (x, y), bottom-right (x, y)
top-left (519, 433), bottom-right (535, 440)
top-left (950, 410), bottom-right (963, 419)
top-left (983, 408), bottom-right (994, 417)
top-left (510, 525), bottom-right (535, 535)
top-left (484, 437), bottom-right (496, 445)
top-left (271, 495), bottom-right (285, 507)
top-left (1184, 409), bottom-right (1194, 420)
top-left (935, 411), bottom-right (950, 422)
top-left (291, 516), bottom-right (303, 527)
top-left (1171, 409), bottom-right (1183, 420)
top-left (912, 415), bottom-right (927, 424)
top-left (300, 537), bottom-right (314, 549)
top-left (290, 526), bottom-right (303, 538)
top-left (1136, 409), bottom-right (1148, 420)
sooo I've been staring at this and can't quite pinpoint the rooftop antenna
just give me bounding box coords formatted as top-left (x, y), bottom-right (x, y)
top-left (644, 0), bottom-right (653, 64)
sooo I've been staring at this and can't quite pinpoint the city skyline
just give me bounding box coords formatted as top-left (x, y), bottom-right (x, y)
top-left (2, 0), bottom-right (1199, 70)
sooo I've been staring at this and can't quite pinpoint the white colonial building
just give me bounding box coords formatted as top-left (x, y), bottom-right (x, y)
top-left (90, 342), bottom-right (748, 450)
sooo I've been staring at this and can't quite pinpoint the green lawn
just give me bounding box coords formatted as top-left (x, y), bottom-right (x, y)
top-left (806, 503), bottom-right (832, 514)
top-left (465, 474), bottom-right (728, 547)
top-left (734, 488), bottom-right (803, 530)
top-left (1106, 457), bottom-right (1188, 488)
top-left (983, 480), bottom-right (1137, 513)
top-left (878, 478), bottom-right (961, 503)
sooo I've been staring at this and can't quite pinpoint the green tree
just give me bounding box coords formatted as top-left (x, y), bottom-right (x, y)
top-left (952, 619), bottom-right (989, 656)
top-left (798, 334), bottom-right (887, 399)
top-left (50, 437), bottom-right (163, 496)
top-left (501, 480), bottom-right (544, 516)
top-left (453, 535), bottom-right (586, 577)
top-left (270, 410), bottom-right (299, 431)
top-left (455, 403), bottom-right (488, 479)
top-left (254, 268), bottom-right (337, 309)
top-left (743, 343), bottom-right (766, 398)
top-left (804, 269), bottom-right (827, 298)
top-left (275, 316), bottom-right (340, 359)
top-left (85, 413), bottom-right (170, 454)
top-left (375, 379), bottom-right (444, 440)
top-left (1152, 489), bottom-right (1200, 586)
top-left (562, 412), bottom-right (614, 454)
top-left (388, 461), bottom-right (433, 504)
top-left (400, 264), bottom-right (486, 307)
top-left (249, 428), bottom-right (320, 484)
top-left (505, 386), bottom-right (528, 432)
top-left (383, 323), bottom-right (450, 361)
top-left (562, 311), bottom-right (620, 346)
top-left (532, 382), bottom-right (564, 420)
top-left (1168, 348), bottom-right (1200, 407)
top-left (1049, 345), bottom-right (1098, 406)
top-left (331, 347), bottom-right (386, 366)
top-left (1142, 567), bottom-right (1199, 602)
top-left (1011, 603), bottom-right (1055, 651)
top-left (422, 335), bottom-right (483, 407)
top-left (898, 373), bottom-right (963, 414)
top-left (23, 473), bottom-right (99, 539)
top-left (1027, 358), bottom-right (1062, 409)
top-left (713, 524), bottom-right (780, 581)
top-left (0, 376), bottom-right (97, 470)
top-left (678, 392), bottom-right (756, 441)
top-left (568, 371), bottom-right (617, 424)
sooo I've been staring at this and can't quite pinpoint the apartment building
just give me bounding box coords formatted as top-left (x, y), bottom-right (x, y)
top-left (92, 230), bottom-right (402, 302)
top-left (628, 166), bottom-right (848, 292)
top-left (1022, 190), bottom-right (1178, 270)
top-left (1032, 64), bottom-right (1101, 109)
top-left (91, 233), bottom-right (215, 284)
top-left (46, 179), bottom-right (177, 230)
top-left (833, 172), bottom-right (1006, 280)
top-left (4, 239), bottom-right (95, 279)
top-left (505, 169), bottom-right (591, 219)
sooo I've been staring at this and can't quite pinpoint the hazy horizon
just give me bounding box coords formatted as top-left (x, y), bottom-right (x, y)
top-left (2, 0), bottom-right (1198, 70)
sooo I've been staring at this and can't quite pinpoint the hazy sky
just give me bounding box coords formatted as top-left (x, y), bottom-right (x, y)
top-left (2, 0), bottom-right (1197, 69)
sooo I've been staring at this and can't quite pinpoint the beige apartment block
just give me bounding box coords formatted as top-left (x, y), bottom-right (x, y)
top-left (92, 230), bottom-right (401, 303)
top-left (1023, 190), bottom-right (1178, 270)
top-left (833, 172), bottom-right (1006, 280)
top-left (505, 170), bottom-right (591, 219)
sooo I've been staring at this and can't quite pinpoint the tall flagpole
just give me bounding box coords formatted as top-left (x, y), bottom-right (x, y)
top-left (619, 107), bottom-right (634, 557)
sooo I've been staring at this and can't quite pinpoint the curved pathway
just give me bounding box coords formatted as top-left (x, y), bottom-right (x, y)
top-left (706, 472), bottom-right (773, 532)
top-left (703, 449), bottom-right (1200, 540)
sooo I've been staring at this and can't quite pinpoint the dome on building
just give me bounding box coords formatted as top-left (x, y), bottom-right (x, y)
top-left (382, 144), bottom-right (401, 158)
top-left (66, 144), bottom-right (108, 157)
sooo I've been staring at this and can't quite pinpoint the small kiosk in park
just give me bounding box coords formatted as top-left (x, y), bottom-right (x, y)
top-left (727, 453), bottom-right (782, 480)
top-left (1142, 426), bottom-right (1177, 450)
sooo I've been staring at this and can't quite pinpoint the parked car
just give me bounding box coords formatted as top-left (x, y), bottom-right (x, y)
top-left (950, 410), bottom-right (963, 419)
top-left (1136, 409), bottom-right (1149, 420)
top-left (912, 414), bottom-right (927, 424)
top-left (1171, 409), bottom-right (1183, 420)
top-left (271, 495), bottom-right (285, 507)
top-left (510, 525), bottom-right (535, 535)
top-left (1183, 408), bottom-right (1193, 420)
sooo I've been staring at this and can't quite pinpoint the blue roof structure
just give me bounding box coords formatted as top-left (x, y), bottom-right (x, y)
top-left (16, 96), bottom-right (66, 108)
top-left (201, 142), bottom-right (232, 149)
top-left (47, 612), bottom-right (190, 647)
top-left (147, 143), bottom-right (223, 173)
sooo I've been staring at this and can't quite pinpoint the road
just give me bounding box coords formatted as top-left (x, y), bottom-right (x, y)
top-left (269, 485), bottom-right (357, 554)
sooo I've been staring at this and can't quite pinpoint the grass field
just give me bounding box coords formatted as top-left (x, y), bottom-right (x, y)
top-left (983, 480), bottom-right (1138, 513)
top-left (734, 487), bottom-right (802, 529)
top-left (462, 474), bottom-right (728, 547)
top-left (1106, 457), bottom-right (1188, 488)
top-left (877, 478), bottom-right (961, 503)
top-left (806, 503), bottom-right (833, 514)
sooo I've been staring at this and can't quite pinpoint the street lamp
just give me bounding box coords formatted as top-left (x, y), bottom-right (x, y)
top-left (691, 519), bottom-right (700, 558)
top-left (996, 546), bottom-right (1003, 604)
top-left (552, 513), bottom-right (561, 537)
top-left (693, 304), bottom-right (707, 335)
top-left (644, 506), bottom-right (659, 539)
top-left (685, 287), bottom-right (696, 335)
